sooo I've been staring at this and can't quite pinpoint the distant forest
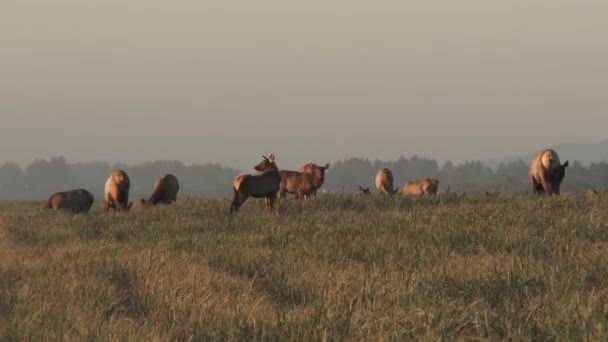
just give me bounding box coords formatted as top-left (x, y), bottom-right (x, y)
top-left (1, 156), bottom-right (607, 200)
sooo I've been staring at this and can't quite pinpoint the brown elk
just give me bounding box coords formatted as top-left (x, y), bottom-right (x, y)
top-left (104, 169), bottom-right (132, 211)
top-left (45, 189), bottom-right (94, 214)
top-left (141, 174), bottom-right (180, 206)
top-left (278, 164), bottom-right (329, 200)
top-left (400, 178), bottom-right (439, 195)
top-left (529, 149), bottom-right (568, 195)
top-left (230, 154), bottom-right (281, 214)
top-left (375, 168), bottom-right (397, 194)
top-left (358, 186), bottom-right (371, 195)
top-left (297, 163), bottom-right (331, 197)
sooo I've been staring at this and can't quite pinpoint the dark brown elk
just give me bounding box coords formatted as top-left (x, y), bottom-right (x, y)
top-left (529, 149), bottom-right (568, 195)
top-left (45, 189), bottom-right (94, 214)
top-left (375, 168), bottom-right (397, 194)
top-left (400, 178), bottom-right (439, 195)
top-left (104, 169), bottom-right (132, 211)
top-left (297, 163), bottom-right (331, 197)
top-left (230, 154), bottom-right (281, 214)
top-left (141, 174), bottom-right (180, 206)
top-left (278, 164), bottom-right (329, 200)
top-left (358, 186), bottom-right (371, 195)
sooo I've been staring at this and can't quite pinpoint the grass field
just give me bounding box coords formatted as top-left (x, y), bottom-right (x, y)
top-left (1, 194), bottom-right (607, 340)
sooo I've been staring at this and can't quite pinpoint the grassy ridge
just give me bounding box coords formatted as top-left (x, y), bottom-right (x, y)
top-left (1, 194), bottom-right (607, 340)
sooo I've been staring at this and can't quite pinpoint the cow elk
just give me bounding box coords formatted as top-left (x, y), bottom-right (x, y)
top-left (279, 163), bottom-right (330, 200)
top-left (230, 154), bottom-right (281, 214)
top-left (529, 149), bottom-right (568, 195)
top-left (400, 178), bottom-right (439, 196)
top-left (375, 168), bottom-right (397, 194)
top-left (141, 174), bottom-right (180, 206)
top-left (45, 189), bottom-right (94, 214)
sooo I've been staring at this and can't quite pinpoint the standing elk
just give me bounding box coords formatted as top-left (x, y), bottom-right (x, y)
top-left (104, 169), bottom-right (132, 212)
top-left (375, 168), bottom-right (397, 194)
top-left (230, 154), bottom-right (281, 214)
top-left (45, 189), bottom-right (94, 214)
top-left (278, 164), bottom-right (329, 200)
top-left (141, 174), bottom-right (180, 206)
top-left (529, 149), bottom-right (568, 195)
top-left (400, 178), bottom-right (439, 196)
top-left (297, 163), bottom-right (331, 198)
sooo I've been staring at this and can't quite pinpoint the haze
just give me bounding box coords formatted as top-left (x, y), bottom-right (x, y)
top-left (1, 1), bottom-right (607, 171)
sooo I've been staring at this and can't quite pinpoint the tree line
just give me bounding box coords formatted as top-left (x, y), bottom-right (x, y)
top-left (0, 156), bottom-right (606, 200)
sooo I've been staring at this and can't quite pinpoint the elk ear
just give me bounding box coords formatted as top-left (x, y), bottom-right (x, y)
top-left (268, 154), bottom-right (275, 162)
top-left (358, 185), bottom-right (364, 190)
top-left (325, 163), bottom-right (330, 169)
top-left (562, 160), bottom-right (569, 168)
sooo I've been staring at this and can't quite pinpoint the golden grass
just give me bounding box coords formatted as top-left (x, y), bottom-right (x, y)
top-left (1, 194), bottom-right (607, 340)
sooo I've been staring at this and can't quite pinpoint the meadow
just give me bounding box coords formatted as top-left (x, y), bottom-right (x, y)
top-left (1, 194), bottom-right (607, 340)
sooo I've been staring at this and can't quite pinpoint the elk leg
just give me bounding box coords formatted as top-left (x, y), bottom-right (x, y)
top-left (230, 192), bottom-right (246, 214)
top-left (265, 196), bottom-right (275, 211)
top-left (113, 196), bottom-right (125, 211)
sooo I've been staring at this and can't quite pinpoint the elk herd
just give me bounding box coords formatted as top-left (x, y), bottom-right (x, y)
top-left (43, 149), bottom-right (570, 214)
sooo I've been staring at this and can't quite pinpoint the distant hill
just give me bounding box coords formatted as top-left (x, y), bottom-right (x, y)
top-left (483, 139), bottom-right (608, 170)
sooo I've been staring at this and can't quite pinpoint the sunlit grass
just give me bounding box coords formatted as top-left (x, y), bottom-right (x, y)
top-left (1, 194), bottom-right (607, 340)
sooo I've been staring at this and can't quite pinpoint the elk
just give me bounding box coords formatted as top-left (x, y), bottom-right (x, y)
top-left (278, 164), bottom-right (329, 200)
top-left (141, 174), bottom-right (180, 206)
top-left (358, 186), bottom-right (371, 195)
top-left (104, 169), bottom-right (132, 211)
top-left (297, 163), bottom-right (331, 197)
top-left (45, 189), bottom-right (94, 214)
top-left (375, 168), bottom-right (397, 194)
top-left (230, 154), bottom-right (281, 214)
top-left (529, 149), bottom-right (568, 195)
top-left (400, 178), bottom-right (439, 196)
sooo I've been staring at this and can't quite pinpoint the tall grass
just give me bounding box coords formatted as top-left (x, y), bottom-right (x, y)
top-left (1, 194), bottom-right (607, 340)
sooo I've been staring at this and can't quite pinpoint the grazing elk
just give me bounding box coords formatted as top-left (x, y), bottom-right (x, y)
top-left (230, 154), bottom-right (281, 214)
top-left (45, 189), bottom-right (94, 214)
top-left (104, 169), bottom-right (132, 212)
top-left (297, 163), bottom-right (331, 197)
top-left (529, 149), bottom-right (568, 195)
top-left (141, 174), bottom-right (180, 206)
top-left (278, 164), bottom-right (329, 200)
top-left (400, 178), bottom-right (439, 196)
top-left (375, 168), bottom-right (397, 194)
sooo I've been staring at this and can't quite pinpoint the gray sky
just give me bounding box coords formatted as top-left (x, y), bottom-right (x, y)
top-left (1, 0), bottom-right (607, 171)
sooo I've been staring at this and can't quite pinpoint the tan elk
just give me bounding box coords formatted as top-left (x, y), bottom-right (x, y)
top-left (297, 163), bottom-right (331, 197)
top-left (104, 169), bottom-right (132, 211)
top-left (141, 174), bottom-right (180, 206)
top-left (375, 168), bottom-right (397, 194)
top-left (529, 149), bottom-right (568, 195)
top-left (278, 164), bottom-right (330, 200)
top-left (400, 178), bottom-right (439, 196)
top-left (45, 189), bottom-right (94, 214)
top-left (230, 154), bottom-right (281, 214)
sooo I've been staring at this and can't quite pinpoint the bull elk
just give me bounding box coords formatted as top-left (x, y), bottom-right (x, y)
top-left (230, 154), bottom-right (281, 214)
top-left (529, 149), bottom-right (568, 195)
top-left (400, 178), bottom-right (439, 196)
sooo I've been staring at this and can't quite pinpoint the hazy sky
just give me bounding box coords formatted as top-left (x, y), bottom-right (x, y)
top-left (1, 1), bottom-right (607, 171)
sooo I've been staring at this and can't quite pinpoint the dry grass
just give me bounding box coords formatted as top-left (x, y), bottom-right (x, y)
top-left (1, 194), bottom-right (608, 340)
